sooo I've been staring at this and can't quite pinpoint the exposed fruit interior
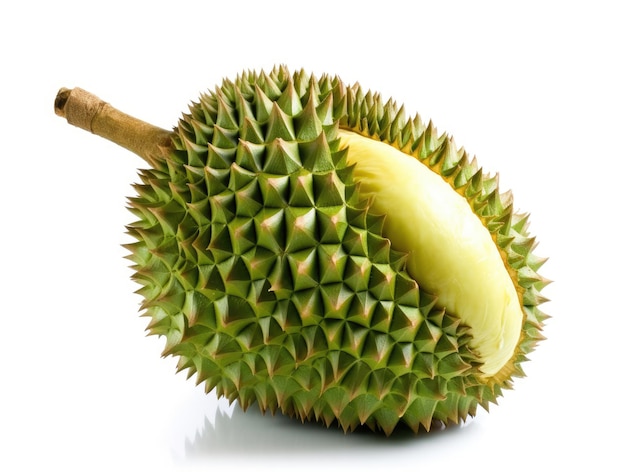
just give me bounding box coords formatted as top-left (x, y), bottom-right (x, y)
top-left (339, 130), bottom-right (523, 377)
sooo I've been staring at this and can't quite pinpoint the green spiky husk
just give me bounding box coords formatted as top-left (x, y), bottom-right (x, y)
top-left (125, 66), bottom-right (548, 434)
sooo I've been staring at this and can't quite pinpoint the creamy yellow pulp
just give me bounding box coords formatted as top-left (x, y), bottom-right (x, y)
top-left (339, 130), bottom-right (522, 377)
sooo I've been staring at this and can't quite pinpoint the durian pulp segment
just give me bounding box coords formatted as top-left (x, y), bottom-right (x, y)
top-left (339, 130), bottom-right (522, 377)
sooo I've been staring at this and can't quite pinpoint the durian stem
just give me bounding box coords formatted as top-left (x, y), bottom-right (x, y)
top-left (54, 87), bottom-right (173, 167)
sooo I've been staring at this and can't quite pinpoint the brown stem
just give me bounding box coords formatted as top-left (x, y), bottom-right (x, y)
top-left (54, 87), bottom-right (174, 167)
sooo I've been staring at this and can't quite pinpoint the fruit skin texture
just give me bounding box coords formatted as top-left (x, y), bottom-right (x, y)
top-left (124, 66), bottom-right (548, 434)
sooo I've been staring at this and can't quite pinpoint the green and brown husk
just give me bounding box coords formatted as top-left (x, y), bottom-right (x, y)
top-left (55, 65), bottom-right (548, 435)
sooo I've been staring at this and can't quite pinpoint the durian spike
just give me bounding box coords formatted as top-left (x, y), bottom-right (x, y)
top-left (54, 87), bottom-right (173, 167)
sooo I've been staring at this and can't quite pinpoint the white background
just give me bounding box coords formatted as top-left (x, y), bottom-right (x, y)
top-left (1, 1), bottom-right (624, 470)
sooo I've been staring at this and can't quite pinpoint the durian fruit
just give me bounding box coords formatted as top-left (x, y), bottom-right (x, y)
top-left (54, 66), bottom-right (548, 435)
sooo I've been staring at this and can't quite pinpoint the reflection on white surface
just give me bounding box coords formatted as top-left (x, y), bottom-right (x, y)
top-left (168, 387), bottom-right (475, 463)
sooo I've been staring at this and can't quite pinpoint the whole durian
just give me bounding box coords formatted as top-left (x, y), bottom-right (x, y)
top-left (54, 66), bottom-right (548, 435)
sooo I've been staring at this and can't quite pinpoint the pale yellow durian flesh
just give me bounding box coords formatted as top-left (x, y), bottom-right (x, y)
top-left (339, 130), bottom-right (523, 377)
